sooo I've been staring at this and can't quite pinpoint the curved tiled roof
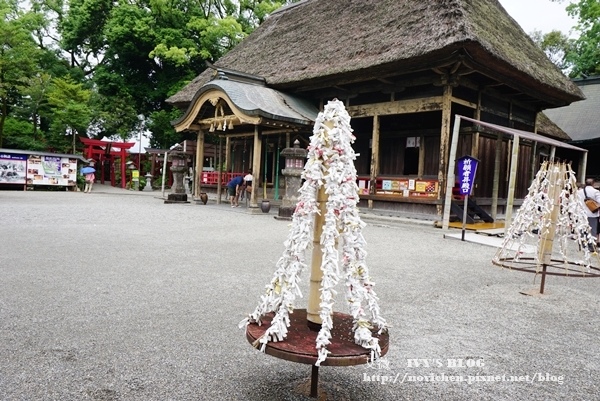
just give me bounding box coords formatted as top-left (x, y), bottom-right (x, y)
top-left (171, 72), bottom-right (319, 129)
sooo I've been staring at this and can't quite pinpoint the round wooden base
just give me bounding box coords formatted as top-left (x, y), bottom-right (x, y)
top-left (245, 309), bottom-right (389, 366)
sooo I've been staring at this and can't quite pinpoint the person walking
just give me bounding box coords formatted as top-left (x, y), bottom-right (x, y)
top-left (226, 175), bottom-right (244, 207)
top-left (578, 178), bottom-right (600, 247)
top-left (84, 171), bottom-right (95, 193)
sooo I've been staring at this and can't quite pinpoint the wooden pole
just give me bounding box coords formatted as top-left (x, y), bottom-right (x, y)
top-left (537, 162), bottom-right (562, 294)
top-left (225, 136), bottom-right (231, 173)
top-left (530, 141), bottom-right (538, 183)
top-left (369, 115), bottom-right (380, 209)
top-left (441, 116), bottom-right (462, 230)
top-left (307, 186), bottom-right (327, 329)
top-left (217, 136), bottom-right (222, 204)
top-left (263, 137), bottom-right (268, 200)
top-left (195, 130), bottom-right (205, 199)
top-left (579, 151), bottom-right (588, 184)
top-left (307, 121), bottom-right (334, 329)
top-left (438, 84), bottom-right (452, 216)
top-left (251, 126), bottom-right (261, 208)
top-left (504, 135), bottom-right (520, 234)
top-left (418, 135), bottom-right (425, 178)
top-left (491, 133), bottom-right (502, 220)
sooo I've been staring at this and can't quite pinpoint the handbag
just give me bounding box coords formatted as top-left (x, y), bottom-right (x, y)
top-left (584, 187), bottom-right (600, 213)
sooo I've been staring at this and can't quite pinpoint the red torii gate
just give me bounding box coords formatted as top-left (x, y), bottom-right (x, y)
top-left (80, 138), bottom-right (136, 189)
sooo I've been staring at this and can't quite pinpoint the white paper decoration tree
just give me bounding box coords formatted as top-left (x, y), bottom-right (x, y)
top-left (493, 161), bottom-right (600, 293)
top-left (240, 99), bottom-right (388, 368)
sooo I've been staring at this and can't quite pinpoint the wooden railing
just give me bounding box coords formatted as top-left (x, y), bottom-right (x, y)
top-left (200, 171), bottom-right (244, 186)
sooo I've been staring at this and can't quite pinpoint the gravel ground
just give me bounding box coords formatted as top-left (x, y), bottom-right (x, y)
top-left (0, 187), bottom-right (598, 401)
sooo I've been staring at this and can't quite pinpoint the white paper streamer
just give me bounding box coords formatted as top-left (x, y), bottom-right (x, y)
top-left (493, 161), bottom-right (597, 272)
top-left (240, 99), bottom-right (388, 366)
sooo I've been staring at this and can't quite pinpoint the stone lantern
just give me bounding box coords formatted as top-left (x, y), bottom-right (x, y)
top-left (277, 139), bottom-right (307, 219)
top-left (165, 145), bottom-right (189, 203)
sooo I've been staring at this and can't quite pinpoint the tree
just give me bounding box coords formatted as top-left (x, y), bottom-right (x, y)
top-left (0, 0), bottom-right (42, 147)
top-left (59, 0), bottom-right (297, 149)
top-left (530, 29), bottom-right (575, 72)
top-left (551, 0), bottom-right (600, 77)
top-left (45, 76), bottom-right (92, 153)
top-left (0, 0), bottom-right (300, 153)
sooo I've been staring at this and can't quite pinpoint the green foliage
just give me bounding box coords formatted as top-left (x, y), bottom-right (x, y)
top-left (1, 0), bottom-right (294, 153)
top-left (531, 29), bottom-right (575, 72)
top-left (45, 76), bottom-right (92, 152)
top-left (565, 0), bottom-right (600, 76)
top-left (550, 0), bottom-right (600, 77)
top-left (0, 0), bottom-right (43, 147)
top-left (3, 116), bottom-right (47, 150)
top-left (148, 108), bottom-right (182, 149)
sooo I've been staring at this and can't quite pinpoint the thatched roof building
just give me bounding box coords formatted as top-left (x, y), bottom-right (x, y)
top-left (168, 0), bottom-right (582, 110)
top-left (167, 0), bottom-right (586, 219)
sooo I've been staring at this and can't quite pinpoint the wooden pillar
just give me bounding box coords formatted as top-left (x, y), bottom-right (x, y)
top-left (225, 137), bottom-right (231, 172)
top-left (250, 126), bottom-right (262, 208)
top-left (504, 135), bottom-right (520, 233)
top-left (369, 115), bottom-right (380, 209)
top-left (531, 112), bottom-right (540, 182)
top-left (491, 133), bottom-right (503, 220)
top-left (470, 92), bottom-right (481, 159)
top-left (194, 130), bottom-right (205, 199)
top-left (120, 148), bottom-right (127, 189)
top-left (151, 153), bottom-right (156, 182)
top-left (579, 151), bottom-right (588, 184)
top-left (530, 141), bottom-right (538, 182)
top-left (437, 84), bottom-right (453, 214)
top-left (442, 116), bottom-right (462, 230)
top-left (418, 135), bottom-right (425, 178)
top-left (217, 136), bottom-right (223, 204)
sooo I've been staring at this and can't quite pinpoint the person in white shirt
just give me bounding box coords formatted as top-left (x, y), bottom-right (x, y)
top-left (243, 170), bottom-right (253, 195)
top-left (578, 178), bottom-right (600, 246)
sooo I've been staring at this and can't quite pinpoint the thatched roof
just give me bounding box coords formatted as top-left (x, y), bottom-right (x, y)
top-left (536, 112), bottom-right (571, 141)
top-left (168, 0), bottom-right (583, 109)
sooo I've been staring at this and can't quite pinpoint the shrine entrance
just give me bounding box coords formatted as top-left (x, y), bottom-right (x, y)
top-left (79, 138), bottom-right (136, 189)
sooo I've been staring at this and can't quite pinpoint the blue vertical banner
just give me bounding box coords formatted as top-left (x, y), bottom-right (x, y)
top-left (457, 155), bottom-right (479, 196)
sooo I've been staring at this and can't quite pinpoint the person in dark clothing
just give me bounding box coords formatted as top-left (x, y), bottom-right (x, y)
top-left (227, 175), bottom-right (244, 207)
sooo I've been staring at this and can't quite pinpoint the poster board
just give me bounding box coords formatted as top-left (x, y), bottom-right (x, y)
top-left (376, 179), bottom-right (438, 198)
top-left (27, 155), bottom-right (78, 186)
top-left (0, 153), bottom-right (27, 184)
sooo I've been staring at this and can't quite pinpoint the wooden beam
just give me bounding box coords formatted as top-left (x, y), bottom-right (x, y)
top-left (347, 96), bottom-right (444, 118)
top-left (451, 97), bottom-right (477, 109)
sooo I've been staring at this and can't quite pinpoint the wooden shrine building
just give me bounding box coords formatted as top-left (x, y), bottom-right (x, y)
top-left (166, 0), bottom-right (585, 217)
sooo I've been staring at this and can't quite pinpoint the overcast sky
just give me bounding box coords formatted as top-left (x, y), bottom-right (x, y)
top-left (498, 0), bottom-right (577, 36)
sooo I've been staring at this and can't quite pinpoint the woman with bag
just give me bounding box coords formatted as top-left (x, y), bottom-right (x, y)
top-left (578, 178), bottom-right (600, 246)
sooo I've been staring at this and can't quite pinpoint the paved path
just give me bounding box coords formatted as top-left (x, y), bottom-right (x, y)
top-left (0, 189), bottom-right (598, 400)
